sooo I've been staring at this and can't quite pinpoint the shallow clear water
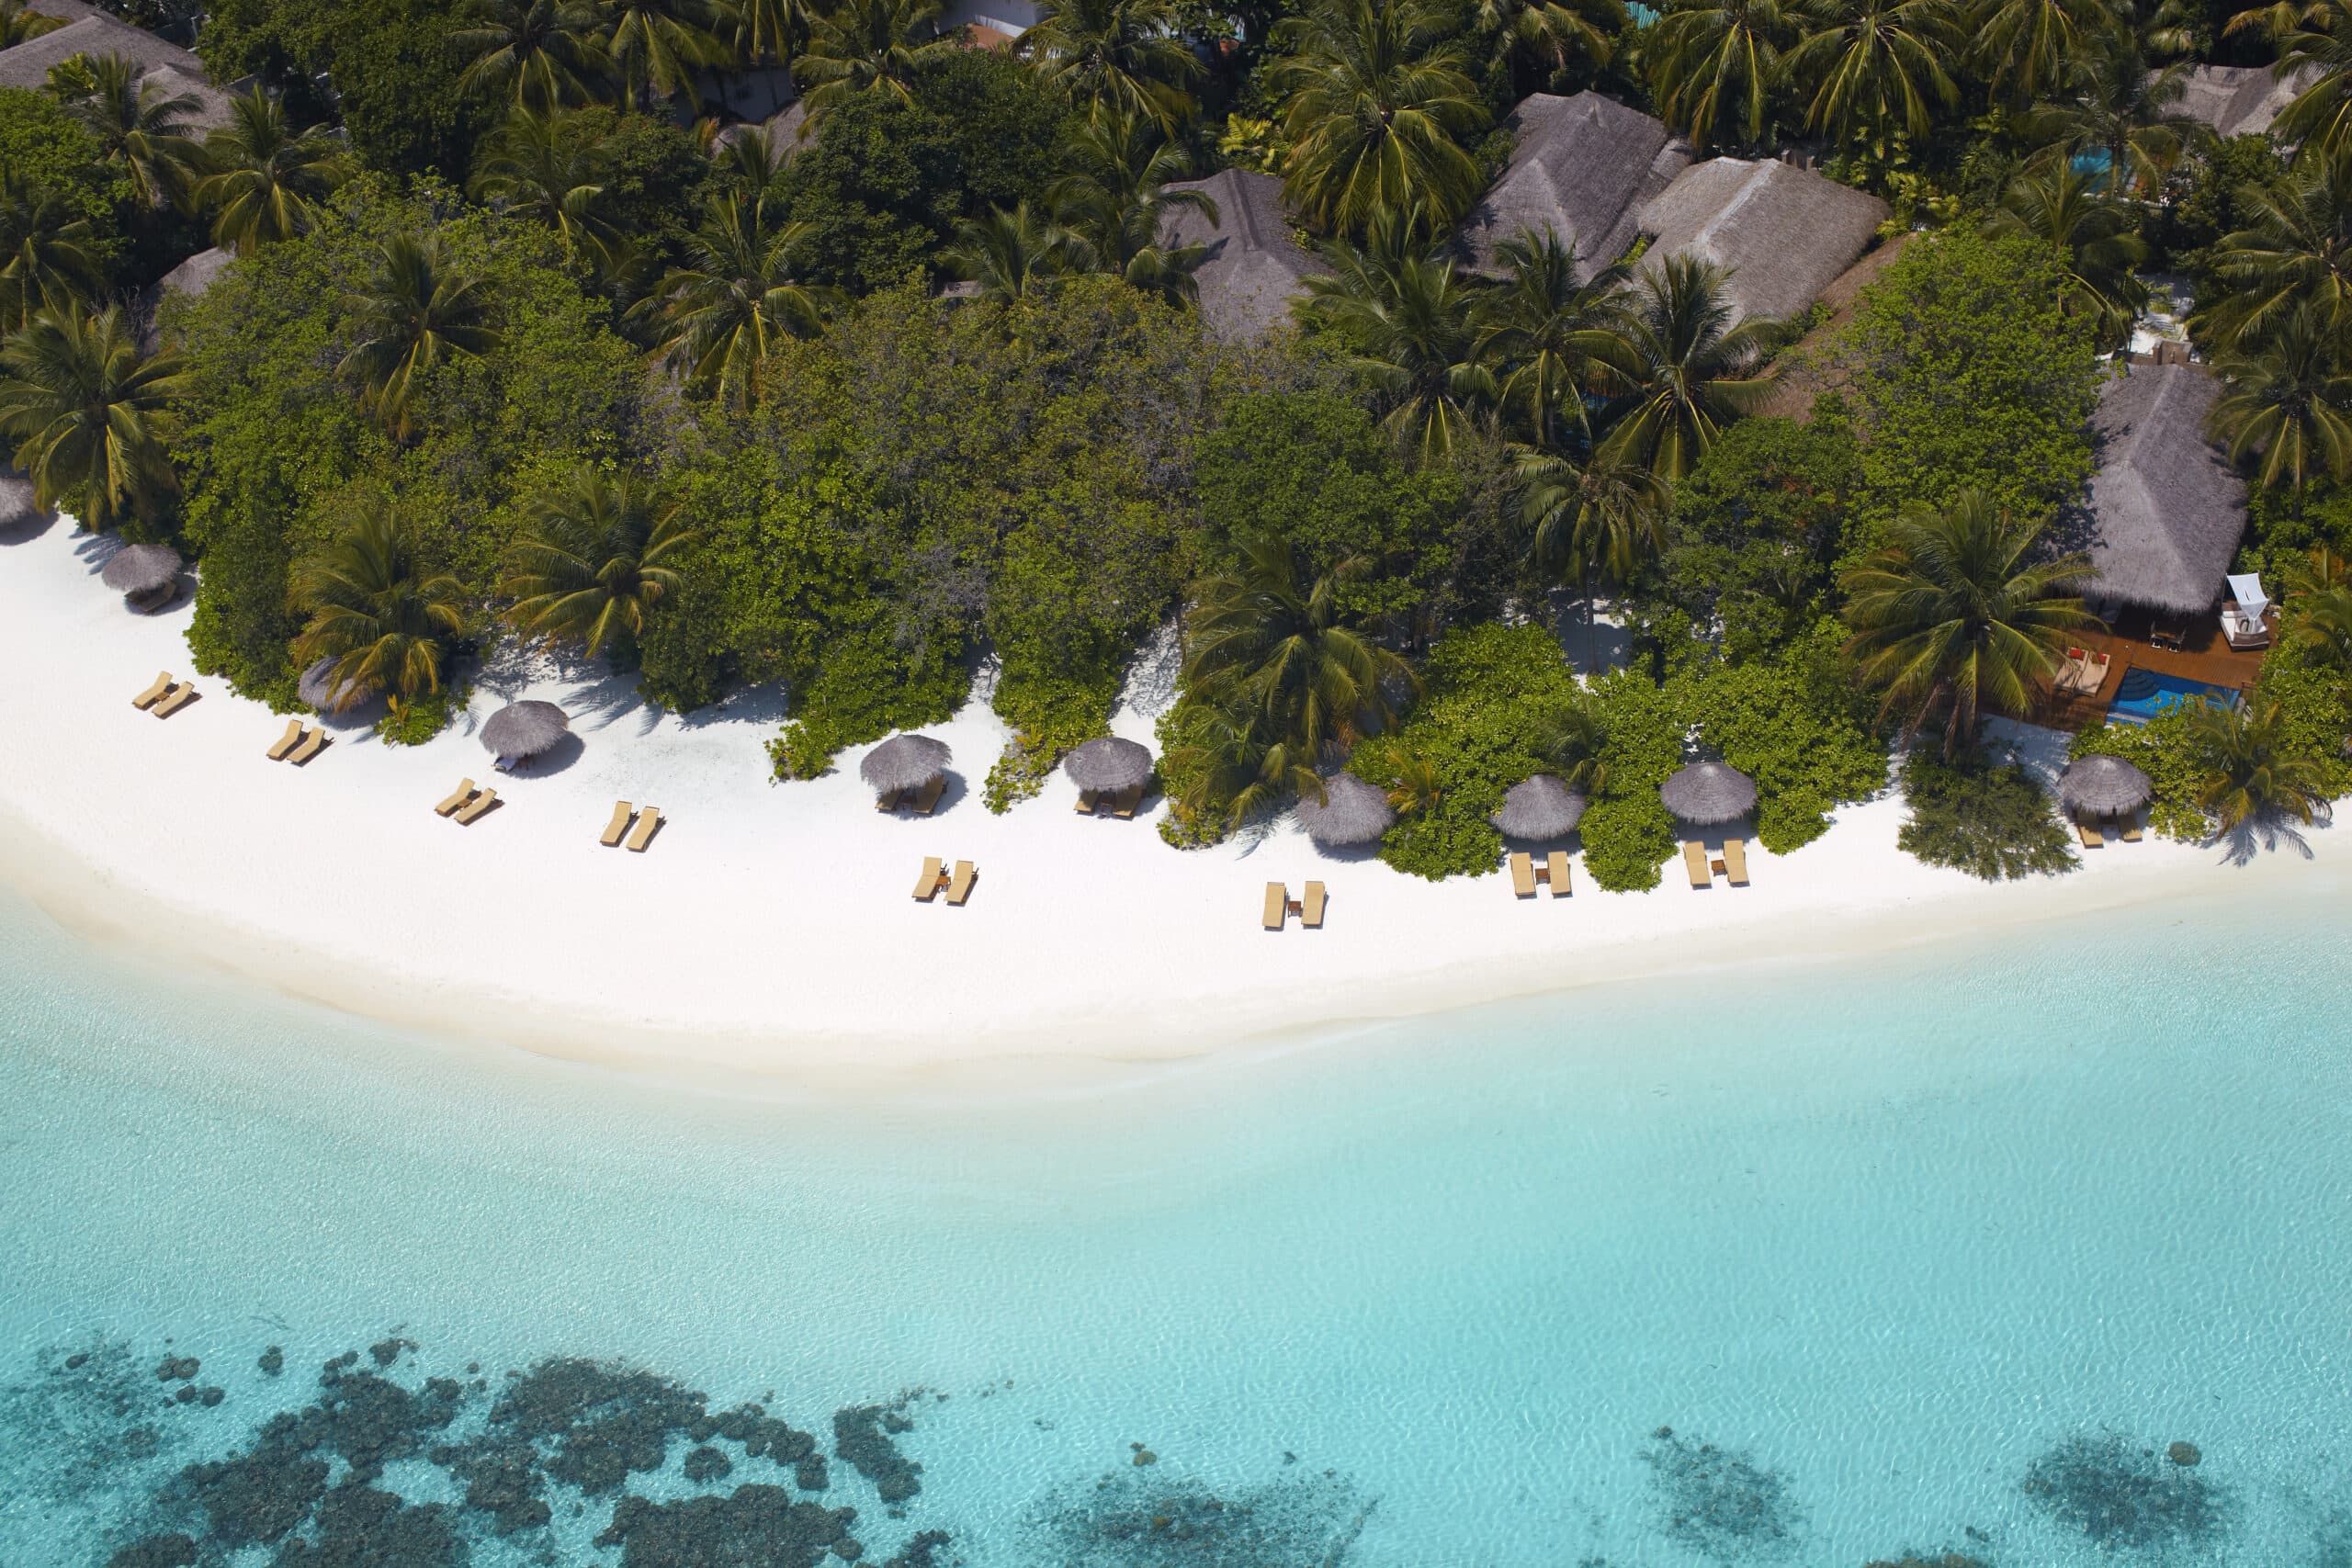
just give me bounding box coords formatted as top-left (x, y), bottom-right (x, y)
top-left (1, 871), bottom-right (2347, 1568)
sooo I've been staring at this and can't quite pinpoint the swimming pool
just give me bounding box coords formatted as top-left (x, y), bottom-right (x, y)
top-left (2106, 667), bottom-right (2241, 726)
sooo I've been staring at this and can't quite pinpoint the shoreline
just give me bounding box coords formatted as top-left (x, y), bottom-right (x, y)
top-left (3, 516), bottom-right (2335, 1086)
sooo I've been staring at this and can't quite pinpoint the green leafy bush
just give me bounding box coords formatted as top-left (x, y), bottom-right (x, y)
top-left (1695, 621), bottom-right (1888, 854)
top-left (983, 660), bottom-right (1119, 813)
top-left (766, 626), bottom-right (968, 780)
top-left (1897, 750), bottom-right (2077, 879)
top-left (376, 679), bottom-right (466, 747)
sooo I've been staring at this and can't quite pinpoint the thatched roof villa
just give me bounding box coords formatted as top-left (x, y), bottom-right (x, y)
top-left (2081, 365), bottom-right (2248, 615)
top-left (1162, 169), bottom-right (1323, 343)
top-left (2173, 63), bottom-right (2317, 141)
top-left (1634, 157), bottom-right (1889, 325)
top-left (1460, 90), bottom-right (1691, 275)
top-left (0, 13), bottom-right (234, 128)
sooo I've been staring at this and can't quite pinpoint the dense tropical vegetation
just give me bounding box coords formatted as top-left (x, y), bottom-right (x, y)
top-left (0, 0), bottom-right (2346, 886)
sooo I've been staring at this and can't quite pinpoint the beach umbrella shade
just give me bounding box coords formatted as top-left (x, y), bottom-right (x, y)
top-left (299, 656), bottom-right (373, 713)
top-left (1062, 736), bottom-right (1154, 794)
top-left (1491, 773), bottom-right (1589, 839)
top-left (1660, 761), bottom-right (1758, 824)
top-left (99, 542), bottom-right (182, 598)
top-left (860, 733), bottom-right (951, 794)
top-left (2057, 754), bottom-right (2154, 818)
top-left (0, 469), bottom-right (40, 530)
top-left (481, 699), bottom-right (571, 760)
top-left (1295, 773), bottom-right (1396, 844)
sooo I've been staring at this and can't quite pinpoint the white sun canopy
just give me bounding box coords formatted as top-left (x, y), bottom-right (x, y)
top-left (2227, 572), bottom-right (2268, 621)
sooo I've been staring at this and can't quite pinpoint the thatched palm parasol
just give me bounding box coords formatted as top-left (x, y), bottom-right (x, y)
top-left (860, 734), bottom-right (951, 793)
top-left (1, 469), bottom-right (40, 532)
top-left (100, 543), bottom-right (181, 600)
top-left (2058, 754), bottom-right (2154, 818)
top-left (1660, 761), bottom-right (1758, 824)
top-left (1295, 773), bottom-right (1395, 844)
top-left (1492, 773), bottom-right (1588, 839)
top-left (1063, 736), bottom-right (1153, 793)
top-left (481, 699), bottom-right (571, 760)
top-left (300, 656), bottom-right (372, 713)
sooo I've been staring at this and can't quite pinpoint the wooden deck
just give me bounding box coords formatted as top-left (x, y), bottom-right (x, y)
top-left (2033, 606), bottom-right (2269, 731)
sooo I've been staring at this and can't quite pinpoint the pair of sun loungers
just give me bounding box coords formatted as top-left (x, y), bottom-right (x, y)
top-left (600, 801), bottom-right (663, 852)
top-left (266, 719), bottom-right (330, 766)
top-left (1074, 784), bottom-right (1145, 818)
top-left (433, 779), bottom-right (500, 825)
top-left (1508, 852), bottom-right (1572, 898)
top-left (1263, 882), bottom-right (1326, 930)
top-left (131, 671), bottom-right (198, 717)
top-left (912, 857), bottom-right (978, 905)
top-left (876, 778), bottom-right (947, 815)
top-left (1684, 839), bottom-right (1749, 888)
top-left (2075, 817), bottom-right (2143, 849)
top-left (2054, 647), bottom-right (2112, 695)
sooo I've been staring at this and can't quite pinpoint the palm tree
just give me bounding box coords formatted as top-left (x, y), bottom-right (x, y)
top-left (2285, 579), bottom-right (2352, 669)
top-left (1984, 161), bottom-right (2148, 345)
top-left (943, 202), bottom-right (1088, 302)
top-left (339, 234), bottom-right (503, 440)
top-left (1971, 0), bottom-right (2118, 105)
top-left (1596, 255), bottom-right (1772, 483)
top-left (1534, 688), bottom-right (1611, 793)
top-left (1047, 107), bottom-right (1217, 303)
top-left (1170, 536), bottom-right (1416, 828)
top-left (1839, 488), bottom-right (2099, 755)
top-left (1474, 227), bottom-right (1630, 449)
top-left (501, 466), bottom-right (696, 659)
top-left (2207, 305), bottom-right (2352, 511)
top-left (62, 53), bottom-right (210, 213)
top-left (1019, 0), bottom-right (1202, 129)
top-left (0, 172), bottom-right (102, 333)
top-left (1468, 0), bottom-right (1628, 87)
top-left (0, 304), bottom-right (190, 536)
top-left (1648, 0), bottom-right (1799, 151)
top-left (604, 0), bottom-right (730, 105)
top-left (634, 196), bottom-right (834, 405)
top-left (2024, 30), bottom-right (2191, 196)
top-left (0, 0), bottom-right (66, 47)
top-left (1300, 234), bottom-right (1497, 462)
top-left (2227, 0), bottom-right (2352, 158)
top-left (455, 0), bottom-right (611, 107)
top-left (469, 107), bottom-right (626, 275)
top-left (1786, 0), bottom-right (1962, 144)
top-left (289, 502), bottom-right (466, 721)
top-left (1513, 445), bottom-right (1664, 660)
top-left (2196, 145), bottom-right (2352, 350)
top-left (2185, 695), bottom-right (2334, 830)
top-left (794, 0), bottom-right (956, 123)
top-left (198, 90), bottom-right (354, 255)
top-left (1268, 0), bottom-right (1487, 234)
top-left (729, 0), bottom-right (808, 65)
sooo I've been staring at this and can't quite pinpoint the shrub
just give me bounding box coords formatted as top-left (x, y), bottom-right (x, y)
top-left (1897, 749), bottom-right (2077, 879)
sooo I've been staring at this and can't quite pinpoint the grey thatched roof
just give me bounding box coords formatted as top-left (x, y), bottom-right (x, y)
top-left (1491, 773), bottom-right (1589, 839)
top-left (26, 0), bottom-right (112, 21)
top-left (157, 246), bottom-right (232, 301)
top-left (99, 541), bottom-right (180, 594)
top-left (2058, 754), bottom-right (2154, 817)
top-left (2174, 63), bottom-right (2317, 140)
top-left (1637, 157), bottom-right (1888, 325)
top-left (1660, 761), bottom-right (1758, 824)
top-left (0, 17), bottom-right (233, 127)
top-left (1162, 169), bottom-right (1321, 343)
top-left (2084, 365), bottom-right (2246, 614)
top-left (1063, 735), bottom-right (1153, 793)
top-left (481, 699), bottom-right (570, 759)
top-left (299, 656), bottom-right (372, 712)
top-left (1463, 91), bottom-right (1690, 275)
top-left (1295, 772), bottom-right (1394, 844)
top-left (860, 732), bottom-right (950, 792)
top-left (0, 468), bottom-right (43, 531)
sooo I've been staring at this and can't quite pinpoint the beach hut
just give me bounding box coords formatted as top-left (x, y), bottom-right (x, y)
top-left (1159, 170), bottom-right (1323, 343)
top-left (2057, 755), bottom-right (2154, 822)
top-left (861, 734), bottom-right (951, 798)
top-left (481, 700), bottom-right (571, 769)
top-left (99, 542), bottom-right (182, 607)
top-left (1660, 761), bottom-right (1757, 823)
top-left (1461, 91), bottom-right (1690, 276)
top-left (1295, 773), bottom-right (1395, 845)
top-left (1491, 773), bottom-right (1588, 840)
top-left (2082, 366), bottom-right (2247, 626)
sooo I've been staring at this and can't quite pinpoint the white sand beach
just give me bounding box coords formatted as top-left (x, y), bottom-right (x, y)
top-left (1, 515), bottom-right (2338, 1079)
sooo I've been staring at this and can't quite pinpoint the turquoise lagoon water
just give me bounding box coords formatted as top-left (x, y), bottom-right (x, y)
top-left (1, 870), bottom-right (2348, 1568)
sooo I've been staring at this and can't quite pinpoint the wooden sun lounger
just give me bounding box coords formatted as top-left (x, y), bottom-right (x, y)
top-left (945, 860), bottom-right (978, 905)
top-left (875, 787), bottom-right (903, 812)
top-left (915, 856), bottom-right (946, 901)
top-left (266, 718), bottom-right (304, 760)
top-left (153, 682), bottom-right (198, 717)
top-left (1545, 851), bottom-right (1571, 897)
top-left (435, 779), bottom-right (478, 817)
top-left (287, 726), bottom-right (328, 766)
top-left (1074, 788), bottom-right (1101, 814)
top-left (453, 787), bottom-right (499, 825)
top-left (1263, 882), bottom-right (1286, 930)
top-left (1111, 783), bottom-right (1143, 819)
top-left (1683, 840), bottom-right (1712, 888)
top-left (1300, 881), bottom-right (1326, 928)
top-left (1509, 852), bottom-right (1536, 898)
top-left (2076, 820), bottom-right (2104, 849)
top-left (2119, 818), bottom-right (2143, 843)
top-left (910, 775), bottom-right (945, 816)
top-left (625, 806), bottom-right (662, 852)
top-left (1722, 838), bottom-right (1749, 886)
top-left (132, 671), bottom-right (175, 710)
top-left (601, 801), bottom-right (635, 847)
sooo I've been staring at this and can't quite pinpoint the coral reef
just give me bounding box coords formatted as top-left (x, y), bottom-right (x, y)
top-left (1643, 1430), bottom-right (1804, 1563)
top-left (595, 1483), bottom-right (862, 1568)
top-left (835, 1401), bottom-right (922, 1504)
top-left (1035, 1460), bottom-right (1370, 1568)
top-left (2021, 1432), bottom-right (2229, 1551)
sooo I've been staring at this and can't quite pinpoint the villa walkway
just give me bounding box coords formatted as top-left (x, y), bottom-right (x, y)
top-left (2034, 606), bottom-right (2269, 732)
